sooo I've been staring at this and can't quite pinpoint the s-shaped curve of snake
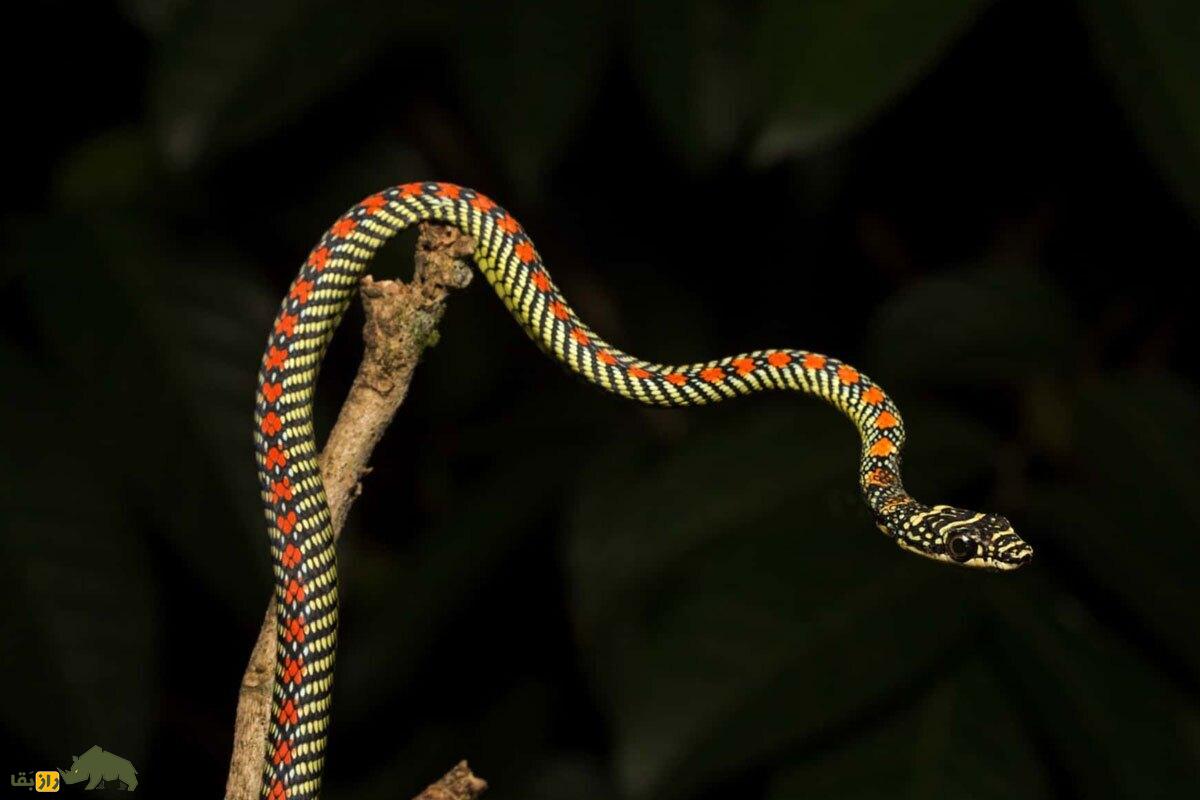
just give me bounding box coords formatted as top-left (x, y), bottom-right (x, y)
top-left (253, 181), bottom-right (1033, 799)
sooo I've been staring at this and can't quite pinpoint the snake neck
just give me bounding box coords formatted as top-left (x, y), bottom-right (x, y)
top-left (860, 453), bottom-right (913, 530)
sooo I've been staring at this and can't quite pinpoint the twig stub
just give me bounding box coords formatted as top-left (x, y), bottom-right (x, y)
top-left (415, 762), bottom-right (488, 800)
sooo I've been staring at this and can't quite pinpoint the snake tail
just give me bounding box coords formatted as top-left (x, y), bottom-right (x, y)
top-left (253, 182), bottom-right (1032, 799)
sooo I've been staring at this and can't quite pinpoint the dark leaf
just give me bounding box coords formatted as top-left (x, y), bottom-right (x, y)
top-left (149, 1), bottom-right (436, 168)
top-left (629, 0), bottom-right (754, 169)
top-left (993, 578), bottom-right (1200, 796)
top-left (1026, 371), bottom-right (1200, 679)
top-left (15, 211), bottom-right (274, 614)
top-left (767, 659), bottom-right (1052, 800)
top-left (865, 263), bottom-right (1078, 390)
top-left (568, 403), bottom-right (1001, 798)
top-left (1079, 0), bottom-right (1200, 221)
top-left (455, 0), bottom-right (612, 193)
top-left (0, 346), bottom-right (156, 762)
top-left (752, 0), bottom-right (986, 163)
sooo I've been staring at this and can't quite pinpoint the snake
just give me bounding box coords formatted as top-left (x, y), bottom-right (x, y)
top-left (253, 181), bottom-right (1034, 799)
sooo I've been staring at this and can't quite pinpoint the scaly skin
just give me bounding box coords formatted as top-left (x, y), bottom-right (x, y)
top-left (253, 182), bottom-right (1033, 799)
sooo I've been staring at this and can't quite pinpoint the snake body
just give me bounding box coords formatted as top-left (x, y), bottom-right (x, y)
top-left (254, 182), bottom-right (1033, 799)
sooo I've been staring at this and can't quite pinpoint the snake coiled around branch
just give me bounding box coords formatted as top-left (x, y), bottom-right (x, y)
top-left (253, 182), bottom-right (1033, 799)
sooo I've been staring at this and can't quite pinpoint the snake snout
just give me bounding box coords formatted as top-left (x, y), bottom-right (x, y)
top-left (985, 517), bottom-right (1034, 571)
top-left (992, 538), bottom-right (1034, 570)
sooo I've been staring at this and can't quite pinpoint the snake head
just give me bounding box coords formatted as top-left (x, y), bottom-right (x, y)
top-left (891, 504), bottom-right (1033, 571)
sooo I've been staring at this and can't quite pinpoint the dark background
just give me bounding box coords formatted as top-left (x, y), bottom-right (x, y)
top-left (2, 1), bottom-right (1199, 797)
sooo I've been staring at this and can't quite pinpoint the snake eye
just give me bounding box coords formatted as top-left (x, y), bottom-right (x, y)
top-left (947, 534), bottom-right (977, 562)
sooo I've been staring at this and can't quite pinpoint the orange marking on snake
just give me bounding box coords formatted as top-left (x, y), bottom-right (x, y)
top-left (270, 478), bottom-right (293, 503)
top-left (629, 366), bottom-right (650, 379)
top-left (277, 699), bottom-right (298, 726)
top-left (597, 351), bottom-right (617, 365)
top-left (865, 468), bottom-right (895, 487)
top-left (275, 314), bottom-right (297, 337)
top-left (266, 446), bottom-right (288, 470)
top-left (308, 247), bottom-right (330, 271)
top-left (532, 271), bottom-right (551, 291)
top-left (284, 615), bottom-right (306, 643)
top-left (398, 182), bottom-right (423, 197)
top-left (435, 183), bottom-right (461, 199)
top-left (290, 280), bottom-right (313, 304)
top-left (733, 357), bottom-right (756, 375)
top-left (515, 241), bottom-right (535, 263)
top-left (875, 411), bottom-right (898, 429)
top-left (863, 386), bottom-right (885, 405)
top-left (881, 495), bottom-right (915, 513)
top-left (768, 351), bottom-right (792, 367)
top-left (266, 347), bottom-right (288, 370)
top-left (261, 411), bottom-right (282, 437)
top-left (262, 382), bottom-right (283, 403)
top-left (331, 218), bottom-right (356, 238)
top-left (361, 194), bottom-right (386, 214)
top-left (268, 779), bottom-right (287, 800)
top-left (281, 543), bottom-right (301, 570)
top-left (869, 438), bottom-right (897, 457)
top-left (273, 739), bottom-right (294, 766)
top-left (550, 301), bottom-right (569, 319)
top-left (282, 656), bottom-right (304, 685)
top-left (837, 365), bottom-right (860, 385)
top-left (571, 328), bottom-right (590, 345)
top-left (803, 354), bottom-right (827, 370)
top-left (498, 214), bottom-right (520, 234)
top-left (470, 194), bottom-right (496, 212)
top-left (701, 367), bottom-right (725, 383)
top-left (284, 579), bottom-right (305, 604)
top-left (665, 373), bottom-right (687, 385)
top-left (277, 511), bottom-right (297, 535)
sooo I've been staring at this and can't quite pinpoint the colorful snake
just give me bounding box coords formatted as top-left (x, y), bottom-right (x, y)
top-left (253, 182), bottom-right (1033, 799)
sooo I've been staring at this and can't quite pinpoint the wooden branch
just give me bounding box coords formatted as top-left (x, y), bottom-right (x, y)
top-left (224, 223), bottom-right (479, 800)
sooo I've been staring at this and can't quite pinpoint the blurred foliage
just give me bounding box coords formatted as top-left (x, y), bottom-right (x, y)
top-left (2, 1), bottom-right (1199, 799)
top-left (752, 0), bottom-right (989, 164)
top-left (1078, 1), bottom-right (1200, 220)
